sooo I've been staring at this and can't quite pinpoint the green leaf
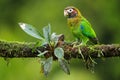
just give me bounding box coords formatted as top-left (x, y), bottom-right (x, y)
top-left (43, 24), bottom-right (51, 43)
top-left (37, 50), bottom-right (48, 57)
top-left (19, 23), bottom-right (44, 40)
top-left (58, 59), bottom-right (70, 75)
top-left (51, 33), bottom-right (58, 42)
top-left (51, 33), bottom-right (59, 46)
top-left (43, 57), bottom-right (53, 76)
top-left (54, 47), bottom-right (64, 59)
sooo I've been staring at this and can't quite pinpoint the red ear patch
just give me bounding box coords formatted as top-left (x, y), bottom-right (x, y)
top-left (72, 9), bottom-right (77, 14)
top-left (70, 10), bottom-right (77, 17)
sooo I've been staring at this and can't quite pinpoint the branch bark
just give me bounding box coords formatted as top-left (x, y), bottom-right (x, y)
top-left (0, 40), bottom-right (120, 60)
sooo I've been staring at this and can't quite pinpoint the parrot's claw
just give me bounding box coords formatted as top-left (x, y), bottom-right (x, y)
top-left (72, 41), bottom-right (79, 48)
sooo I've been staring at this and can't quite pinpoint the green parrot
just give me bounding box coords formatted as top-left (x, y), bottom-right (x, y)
top-left (64, 6), bottom-right (99, 45)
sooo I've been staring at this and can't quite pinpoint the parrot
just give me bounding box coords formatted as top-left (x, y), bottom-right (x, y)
top-left (64, 6), bottom-right (99, 45)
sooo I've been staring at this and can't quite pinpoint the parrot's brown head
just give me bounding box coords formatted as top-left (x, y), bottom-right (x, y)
top-left (64, 6), bottom-right (81, 18)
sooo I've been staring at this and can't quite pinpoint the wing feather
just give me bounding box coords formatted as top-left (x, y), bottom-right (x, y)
top-left (80, 17), bottom-right (99, 44)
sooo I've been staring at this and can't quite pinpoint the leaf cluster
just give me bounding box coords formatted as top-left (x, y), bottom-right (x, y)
top-left (19, 23), bottom-right (70, 76)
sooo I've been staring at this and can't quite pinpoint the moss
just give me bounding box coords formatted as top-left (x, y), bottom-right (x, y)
top-left (0, 40), bottom-right (120, 59)
top-left (0, 40), bottom-right (36, 58)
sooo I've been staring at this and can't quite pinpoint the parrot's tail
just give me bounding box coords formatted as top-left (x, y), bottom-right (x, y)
top-left (89, 37), bottom-right (99, 44)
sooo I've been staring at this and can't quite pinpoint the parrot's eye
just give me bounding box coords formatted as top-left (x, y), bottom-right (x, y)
top-left (67, 8), bottom-right (73, 13)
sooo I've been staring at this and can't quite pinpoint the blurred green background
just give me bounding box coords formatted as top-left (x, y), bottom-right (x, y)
top-left (0, 0), bottom-right (120, 80)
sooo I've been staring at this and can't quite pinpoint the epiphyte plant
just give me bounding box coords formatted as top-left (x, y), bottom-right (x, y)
top-left (19, 23), bottom-right (70, 76)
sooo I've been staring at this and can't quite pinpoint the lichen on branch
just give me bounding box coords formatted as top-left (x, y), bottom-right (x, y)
top-left (0, 40), bottom-right (120, 59)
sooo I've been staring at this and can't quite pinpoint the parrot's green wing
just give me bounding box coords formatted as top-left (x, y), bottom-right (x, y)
top-left (80, 17), bottom-right (98, 44)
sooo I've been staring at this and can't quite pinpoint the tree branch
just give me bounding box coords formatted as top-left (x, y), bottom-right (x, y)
top-left (0, 40), bottom-right (120, 59)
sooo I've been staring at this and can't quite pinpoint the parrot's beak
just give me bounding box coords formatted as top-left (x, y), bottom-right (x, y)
top-left (64, 10), bottom-right (68, 17)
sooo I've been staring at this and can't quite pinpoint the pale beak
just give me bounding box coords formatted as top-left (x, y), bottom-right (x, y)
top-left (64, 10), bottom-right (68, 17)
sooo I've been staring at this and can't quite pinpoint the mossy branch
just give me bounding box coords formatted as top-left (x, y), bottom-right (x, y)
top-left (0, 40), bottom-right (120, 59)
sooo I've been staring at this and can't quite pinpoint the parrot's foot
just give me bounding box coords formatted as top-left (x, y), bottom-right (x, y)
top-left (72, 41), bottom-right (79, 48)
